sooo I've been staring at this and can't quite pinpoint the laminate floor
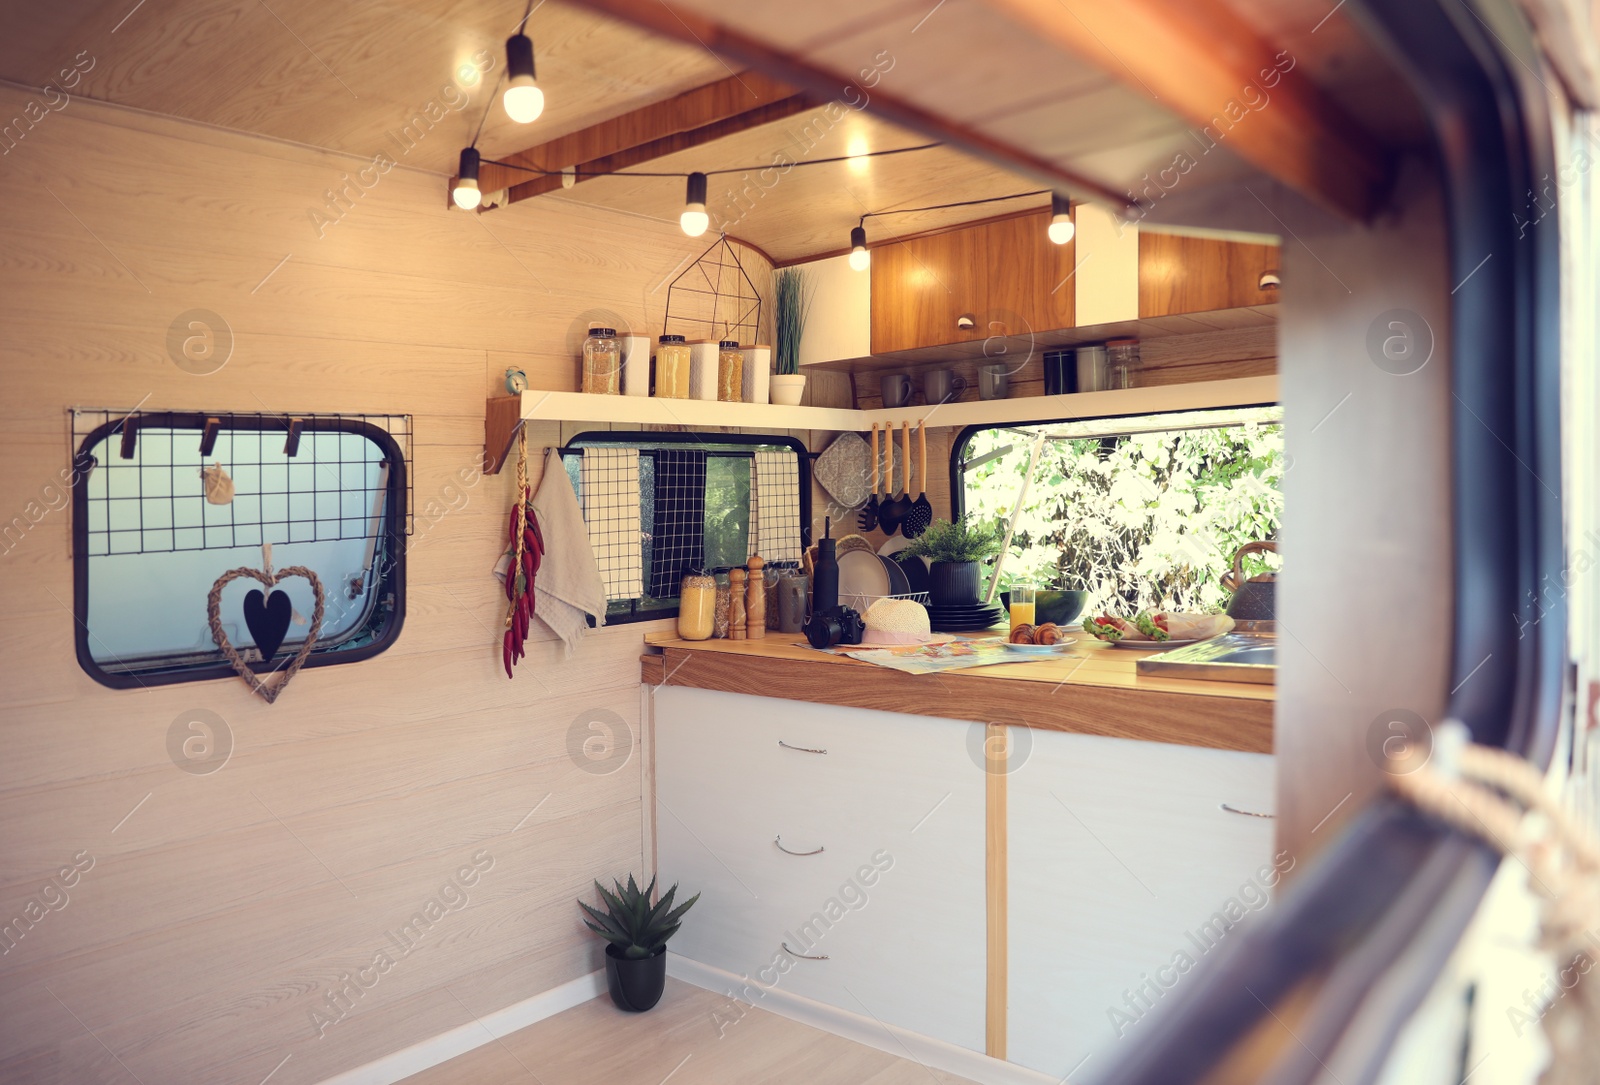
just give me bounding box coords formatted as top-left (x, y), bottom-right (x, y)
top-left (401, 979), bottom-right (979, 1085)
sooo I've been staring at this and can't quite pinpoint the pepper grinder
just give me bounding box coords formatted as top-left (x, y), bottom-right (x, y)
top-left (745, 554), bottom-right (766, 639)
top-left (728, 567), bottom-right (747, 640)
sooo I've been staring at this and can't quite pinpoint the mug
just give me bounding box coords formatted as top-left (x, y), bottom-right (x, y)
top-left (978, 364), bottom-right (1010, 400)
top-left (880, 373), bottom-right (912, 408)
top-left (923, 368), bottom-right (969, 404)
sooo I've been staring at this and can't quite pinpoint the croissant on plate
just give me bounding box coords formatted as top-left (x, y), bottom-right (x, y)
top-left (1035, 622), bottom-right (1062, 645)
top-left (1010, 623), bottom-right (1037, 644)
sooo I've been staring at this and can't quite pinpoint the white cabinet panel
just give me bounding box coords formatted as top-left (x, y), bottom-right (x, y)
top-left (1006, 728), bottom-right (1277, 1078)
top-left (654, 686), bottom-right (988, 1051)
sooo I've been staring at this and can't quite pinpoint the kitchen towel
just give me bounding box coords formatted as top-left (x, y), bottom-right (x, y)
top-left (752, 449), bottom-right (802, 565)
top-left (580, 447), bottom-right (642, 600)
top-left (648, 449), bottom-right (707, 597)
top-left (529, 447), bottom-right (608, 655)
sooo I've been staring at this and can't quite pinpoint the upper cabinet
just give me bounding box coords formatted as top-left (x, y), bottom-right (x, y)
top-left (869, 209), bottom-right (1074, 356)
top-left (1138, 232), bottom-right (1280, 318)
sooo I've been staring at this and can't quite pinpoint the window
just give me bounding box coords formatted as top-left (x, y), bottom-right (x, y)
top-left (561, 432), bottom-right (810, 623)
top-left (953, 406), bottom-right (1283, 615)
top-left (71, 410), bottom-right (409, 688)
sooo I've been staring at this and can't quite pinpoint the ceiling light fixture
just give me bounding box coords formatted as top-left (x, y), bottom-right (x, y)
top-left (503, 33), bottom-right (544, 124)
top-left (849, 225), bottom-right (870, 271)
top-left (452, 147), bottom-right (482, 210)
top-left (680, 172), bottom-right (710, 237)
top-left (1047, 193), bottom-right (1075, 245)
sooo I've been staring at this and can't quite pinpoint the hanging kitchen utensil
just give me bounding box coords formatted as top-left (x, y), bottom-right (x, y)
top-left (1222, 540), bottom-right (1277, 621)
top-left (901, 422), bottom-right (934, 538)
top-left (858, 423), bottom-right (880, 531)
top-left (878, 421), bottom-right (912, 535)
top-left (814, 430), bottom-right (873, 509)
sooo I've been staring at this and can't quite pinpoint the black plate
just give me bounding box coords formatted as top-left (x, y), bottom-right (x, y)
top-left (927, 606), bottom-right (1005, 618)
top-left (894, 554), bottom-right (930, 595)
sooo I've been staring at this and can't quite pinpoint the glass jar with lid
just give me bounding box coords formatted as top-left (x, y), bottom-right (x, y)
top-left (654, 334), bottom-right (691, 399)
top-left (581, 327), bottom-right (621, 395)
top-left (1105, 336), bottom-right (1140, 390)
top-left (717, 339), bottom-right (744, 402)
top-left (677, 568), bottom-right (716, 641)
top-left (711, 568), bottom-right (732, 638)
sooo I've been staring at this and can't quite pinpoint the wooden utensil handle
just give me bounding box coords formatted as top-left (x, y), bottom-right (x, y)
top-left (902, 421), bottom-right (911, 496)
top-left (870, 423), bottom-right (878, 494)
top-left (918, 422), bottom-right (927, 497)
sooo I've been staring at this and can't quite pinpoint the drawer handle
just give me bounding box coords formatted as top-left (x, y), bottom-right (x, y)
top-left (1220, 803), bottom-right (1275, 819)
top-left (778, 740), bottom-right (827, 755)
top-left (774, 835), bottom-right (825, 856)
top-left (782, 941), bottom-right (829, 961)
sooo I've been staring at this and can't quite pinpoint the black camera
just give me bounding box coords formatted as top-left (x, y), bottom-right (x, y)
top-left (803, 604), bottom-right (865, 649)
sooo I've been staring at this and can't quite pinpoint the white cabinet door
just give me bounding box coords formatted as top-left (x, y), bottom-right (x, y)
top-left (1006, 728), bottom-right (1277, 1078)
top-left (654, 687), bottom-right (988, 1051)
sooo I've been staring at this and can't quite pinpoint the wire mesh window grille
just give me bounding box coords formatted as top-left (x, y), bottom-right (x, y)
top-left (560, 432), bottom-right (809, 623)
top-left (69, 409), bottom-right (410, 688)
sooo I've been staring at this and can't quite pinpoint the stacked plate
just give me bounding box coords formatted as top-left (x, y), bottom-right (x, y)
top-left (925, 602), bottom-right (1006, 632)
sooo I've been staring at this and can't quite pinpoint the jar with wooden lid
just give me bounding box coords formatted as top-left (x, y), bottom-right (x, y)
top-left (717, 339), bottom-right (744, 402)
top-left (582, 327), bottom-right (621, 395)
top-left (654, 334), bottom-right (691, 399)
top-left (677, 568), bottom-right (716, 641)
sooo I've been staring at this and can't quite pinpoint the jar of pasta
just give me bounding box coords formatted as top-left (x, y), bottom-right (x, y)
top-left (581, 327), bottom-right (621, 395)
top-left (717, 339), bottom-right (744, 402)
top-left (677, 569), bottom-right (716, 641)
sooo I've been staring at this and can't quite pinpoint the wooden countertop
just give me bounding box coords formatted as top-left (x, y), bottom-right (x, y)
top-left (641, 631), bottom-right (1273, 754)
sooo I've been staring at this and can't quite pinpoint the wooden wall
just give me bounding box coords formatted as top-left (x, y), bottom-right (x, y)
top-left (0, 87), bottom-right (764, 1085)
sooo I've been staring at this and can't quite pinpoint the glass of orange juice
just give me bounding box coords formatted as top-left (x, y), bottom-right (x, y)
top-left (1009, 583), bottom-right (1036, 635)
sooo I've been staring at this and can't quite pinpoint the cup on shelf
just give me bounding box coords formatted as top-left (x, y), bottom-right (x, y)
top-left (977, 364), bottom-right (1010, 400)
top-left (1074, 345), bottom-right (1109, 393)
top-left (923, 368), bottom-right (968, 404)
top-left (880, 373), bottom-right (912, 408)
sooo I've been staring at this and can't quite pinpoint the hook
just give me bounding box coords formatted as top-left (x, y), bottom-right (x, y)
top-left (199, 417), bottom-right (221, 457)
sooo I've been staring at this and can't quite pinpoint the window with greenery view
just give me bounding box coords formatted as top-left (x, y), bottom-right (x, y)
top-left (955, 407), bottom-right (1284, 615)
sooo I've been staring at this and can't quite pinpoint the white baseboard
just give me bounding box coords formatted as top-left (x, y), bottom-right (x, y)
top-left (315, 970), bottom-right (605, 1085)
top-left (666, 954), bottom-right (1055, 1085)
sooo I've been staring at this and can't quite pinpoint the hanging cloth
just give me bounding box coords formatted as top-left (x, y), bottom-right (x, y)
top-left (649, 449), bottom-right (707, 598)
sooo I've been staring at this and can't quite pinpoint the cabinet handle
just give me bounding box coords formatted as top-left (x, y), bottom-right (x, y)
top-left (1220, 803), bottom-right (1275, 819)
top-left (778, 740), bottom-right (827, 754)
top-left (774, 835), bottom-right (825, 856)
top-left (782, 941), bottom-right (829, 961)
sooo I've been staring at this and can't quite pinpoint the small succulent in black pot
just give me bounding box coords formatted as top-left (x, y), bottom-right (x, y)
top-left (579, 874), bottom-right (699, 1012)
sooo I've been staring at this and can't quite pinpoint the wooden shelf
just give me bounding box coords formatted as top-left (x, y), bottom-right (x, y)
top-left (483, 376), bottom-right (1279, 473)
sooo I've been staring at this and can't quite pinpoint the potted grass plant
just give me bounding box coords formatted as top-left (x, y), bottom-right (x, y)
top-left (904, 516), bottom-right (1003, 606)
top-left (771, 267), bottom-right (812, 406)
top-left (579, 874), bottom-right (699, 1012)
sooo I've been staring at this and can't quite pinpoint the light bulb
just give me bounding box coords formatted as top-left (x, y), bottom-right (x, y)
top-left (452, 147), bottom-right (481, 210)
top-left (849, 225), bottom-right (869, 271)
top-left (681, 172), bottom-right (709, 237)
top-left (503, 34), bottom-right (543, 123)
top-left (1047, 192), bottom-right (1073, 245)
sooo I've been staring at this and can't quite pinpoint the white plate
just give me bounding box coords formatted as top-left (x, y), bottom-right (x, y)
top-left (837, 549), bottom-right (891, 610)
top-left (877, 534), bottom-right (913, 557)
top-left (1108, 638), bottom-right (1203, 650)
top-left (1005, 642), bottom-right (1073, 655)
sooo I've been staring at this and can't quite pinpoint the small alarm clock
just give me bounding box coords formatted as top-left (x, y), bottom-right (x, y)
top-left (504, 367), bottom-right (529, 394)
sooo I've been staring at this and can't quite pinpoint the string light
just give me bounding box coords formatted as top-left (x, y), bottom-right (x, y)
top-left (848, 225), bottom-right (869, 271)
top-left (452, 147), bottom-right (481, 210)
top-left (680, 172), bottom-right (709, 237)
top-left (503, 33), bottom-right (544, 123)
top-left (1048, 193), bottom-right (1075, 245)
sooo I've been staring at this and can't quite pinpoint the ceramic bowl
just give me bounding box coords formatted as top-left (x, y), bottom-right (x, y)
top-left (1000, 589), bottom-right (1089, 627)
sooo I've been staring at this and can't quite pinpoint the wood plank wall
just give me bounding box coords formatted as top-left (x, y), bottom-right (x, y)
top-left (0, 87), bottom-right (780, 1085)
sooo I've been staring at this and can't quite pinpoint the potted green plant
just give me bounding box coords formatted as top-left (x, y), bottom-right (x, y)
top-left (579, 874), bottom-right (699, 1012)
top-left (771, 267), bottom-right (812, 406)
top-left (905, 516), bottom-right (1003, 606)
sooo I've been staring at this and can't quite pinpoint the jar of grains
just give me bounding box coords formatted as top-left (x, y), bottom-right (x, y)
top-left (655, 334), bottom-right (691, 399)
top-left (717, 339), bottom-right (744, 402)
top-left (581, 326), bottom-right (621, 395)
top-left (677, 569), bottom-right (716, 641)
top-left (712, 568), bottom-right (732, 638)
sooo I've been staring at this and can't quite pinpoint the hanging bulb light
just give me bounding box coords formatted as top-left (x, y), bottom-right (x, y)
top-left (452, 147), bottom-right (482, 210)
top-left (1047, 193), bottom-right (1075, 245)
top-left (680, 172), bottom-right (710, 237)
top-left (503, 34), bottom-right (544, 123)
top-left (848, 225), bottom-right (869, 271)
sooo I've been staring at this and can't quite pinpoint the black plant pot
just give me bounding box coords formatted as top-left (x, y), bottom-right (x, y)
top-left (928, 561), bottom-right (980, 606)
top-left (605, 944), bottom-right (667, 1012)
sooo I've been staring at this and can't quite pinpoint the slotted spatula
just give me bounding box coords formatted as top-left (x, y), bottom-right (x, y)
top-left (901, 422), bottom-right (934, 538)
top-left (857, 422), bottom-right (880, 531)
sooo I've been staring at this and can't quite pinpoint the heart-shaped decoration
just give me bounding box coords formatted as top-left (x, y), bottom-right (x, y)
top-left (243, 589), bottom-right (293, 660)
top-left (208, 565), bottom-right (325, 705)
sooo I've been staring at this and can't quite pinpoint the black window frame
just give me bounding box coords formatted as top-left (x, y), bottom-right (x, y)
top-left (71, 411), bottom-right (408, 690)
top-left (562, 429), bottom-right (812, 625)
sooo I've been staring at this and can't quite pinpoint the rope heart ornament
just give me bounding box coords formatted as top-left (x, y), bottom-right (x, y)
top-left (207, 556), bottom-right (325, 705)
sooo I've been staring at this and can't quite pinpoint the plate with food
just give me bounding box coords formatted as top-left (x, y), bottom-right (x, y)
top-left (1081, 611), bottom-right (1233, 646)
top-left (1007, 621), bottom-right (1068, 648)
top-left (1006, 641), bottom-right (1073, 655)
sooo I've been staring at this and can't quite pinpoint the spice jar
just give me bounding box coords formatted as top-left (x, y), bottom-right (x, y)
top-left (1106, 337), bottom-right (1140, 390)
top-left (717, 339), bottom-right (744, 402)
top-left (677, 568), bottom-right (716, 641)
top-left (763, 563), bottom-right (782, 631)
top-left (654, 334), bottom-right (691, 399)
top-left (582, 327), bottom-right (621, 395)
top-left (712, 568), bottom-right (732, 638)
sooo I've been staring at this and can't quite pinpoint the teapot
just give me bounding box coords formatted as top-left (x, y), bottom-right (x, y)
top-left (1222, 541), bottom-right (1277, 621)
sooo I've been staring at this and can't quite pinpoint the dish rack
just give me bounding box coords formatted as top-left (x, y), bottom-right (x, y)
top-left (838, 590), bottom-right (932, 611)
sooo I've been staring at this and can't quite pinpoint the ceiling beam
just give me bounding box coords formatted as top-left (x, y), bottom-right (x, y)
top-left (983, 0), bottom-right (1393, 221)
top-left (560, 0), bottom-right (1137, 211)
top-left (478, 71), bottom-right (806, 198)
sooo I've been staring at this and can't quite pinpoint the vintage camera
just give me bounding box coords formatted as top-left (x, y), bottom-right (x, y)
top-left (803, 604), bottom-right (865, 649)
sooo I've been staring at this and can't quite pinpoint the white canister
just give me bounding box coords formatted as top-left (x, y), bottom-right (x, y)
top-left (688, 340), bottom-right (720, 401)
top-left (622, 334), bottom-right (651, 397)
top-left (742, 344), bottom-right (772, 405)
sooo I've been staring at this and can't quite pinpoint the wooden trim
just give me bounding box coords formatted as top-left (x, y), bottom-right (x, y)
top-left (640, 653), bottom-right (666, 685)
top-left (773, 206), bottom-right (1050, 268)
top-left (985, 723), bottom-right (1008, 1061)
top-left (484, 394), bottom-right (525, 475)
top-left (982, 0), bottom-right (1391, 221)
top-left (563, 0), bottom-right (1136, 211)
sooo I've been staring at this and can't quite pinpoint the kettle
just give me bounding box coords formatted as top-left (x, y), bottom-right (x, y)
top-left (1222, 541), bottom-right (1277, 621)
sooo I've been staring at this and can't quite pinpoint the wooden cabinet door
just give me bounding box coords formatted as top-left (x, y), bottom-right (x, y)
top-left (1006, 729), bottom-right (1276, 1078)
top-left (979, 211), bottom-right (1075, 341)
top-left (1138, 233), bottom-right (1280, 317)
top-left (869, 225), bottom-right (987, 355)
